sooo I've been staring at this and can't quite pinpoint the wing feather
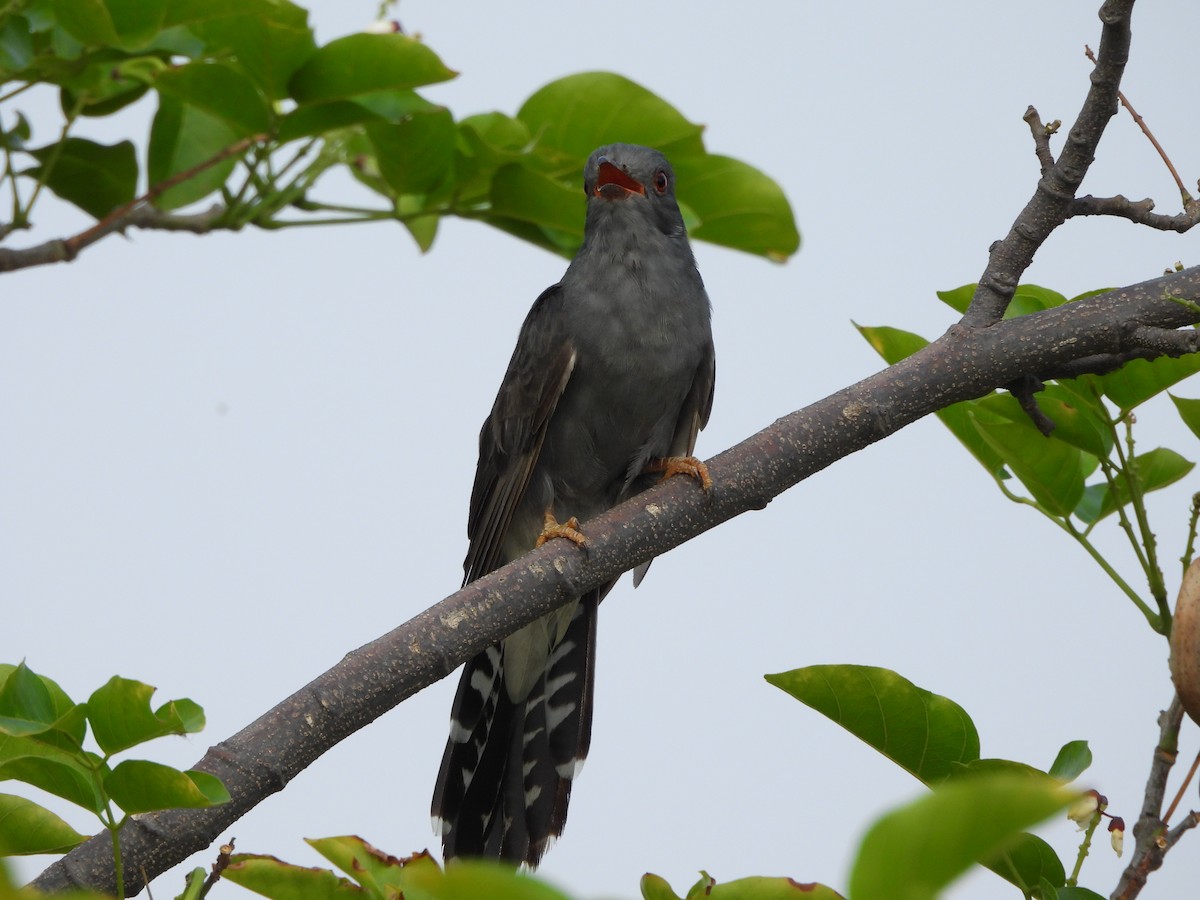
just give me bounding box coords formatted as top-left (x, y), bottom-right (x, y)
top-left (464, 285), bottom-right (576, 584)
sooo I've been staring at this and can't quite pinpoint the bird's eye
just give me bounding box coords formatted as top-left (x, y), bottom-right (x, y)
top-left (653, 171), bottom-right (668, 193)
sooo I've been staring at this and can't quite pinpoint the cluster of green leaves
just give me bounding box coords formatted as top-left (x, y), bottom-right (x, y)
top-left (215, 835), bottom-right (840, 900)
top-left (0, 0), bottom-right (799, 261)
top-left (770, 665), bottom-right (1102, 900)
top-left (0, 662), bottom-right (226, 899)
top-left (859, 284), bottom-right (1200, 635)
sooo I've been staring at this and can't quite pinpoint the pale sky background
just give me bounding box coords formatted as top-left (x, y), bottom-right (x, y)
top-left (5, 2), bottom-right (1200, 897)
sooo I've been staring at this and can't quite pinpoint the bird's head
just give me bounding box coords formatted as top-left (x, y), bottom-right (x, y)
top-left (582, 143), bottom-right (684, 237)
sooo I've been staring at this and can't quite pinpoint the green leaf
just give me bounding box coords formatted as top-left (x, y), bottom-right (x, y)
top-left (1100, 354), bottom-right (1200, 411)
top-left (148, 95), bottom-right (239, 210)
top-left (766, 665), bottom-right (979, 784)
top-left (224, 854), bottom-right (365, 900)
top-left (678, 874), bottom-right (844, 899)
top-left (104, 760), bottom-right (227, 814)
top-left (52, 0), bottom-right (168, 50)
top-left (1009, 284), bottom-right (1069, 316)
top-left (0, 664), bottom-right (85, 747)
top-left (976, 388), bottom-right (1110, 461)
top-left (306, 837), bottom-right (435, 895)
top-left (935, 283), bottom-right (1070, 318)
top-left (936, 284), bottom-right (976, 314)
top-left (1038, 382), bottom-right (1113, 459)
top-left (0, 663), bottom-right (57, 734)
top-left (401, 208), bottom-right (439, 253)
top-left (1057, 888), bottom-right (1107, 899)
top-left (1076, 447), bottom-right (1195, 524)
top-left (277, 101), bottom-right (383, 143)
top-left (174, 0), bottom-right (316, 100)
top-left (155, 61), bottom-right (271, 135)
top-left (849, 774), bottom-right (1073, 900)
top-left (1048, 741), bottom-right (1092, 781)
top-left (969, 411), bottom-right (1085, 516)
top-left (24, 138), bottom-right (137, 218)
top-left (0, 15), bottom-right (35, 73)
top-left (289, 33), bottom-right (455, 103)
top-left (985, 833), bottom-right (1065, 896)
top-left (671, 154), bottom-right (799, 261)
top-left (0, 736), bottom-right (104, 812)
top-left (461, 112), bottom-right (531, 153)
top-left (641, 873), bottom-right (684, 900)
top-left (86, 676), bottom-right (204, 754)
top-left (518, 72), bottom-right (705, 164)
top-left (103, 0), bottom-right (170, 48)
top-left (950, 758), bottom-right (1050, 781)
top-left (51, 0), bottom-right (119, 46)
top-left (63, 54), bottom-right (162, 117)
top-left (854, 323), bottom-right (928, 366)
top-left (0, 793), bottom-right (88, 855)
top-left (488, 164), bottom-right (584, 253)
top-left (1169, 393), bottom-right (1200, 441)
top-left (453, 113), bottom-right (533, 203)
top-left (403, 859), bottom-right (572, 900)
top-left (365, 106), bottom-right (455, 195)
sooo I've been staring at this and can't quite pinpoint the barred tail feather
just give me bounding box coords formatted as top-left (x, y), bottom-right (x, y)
top-left (432, 592), bottom-right (598, 866)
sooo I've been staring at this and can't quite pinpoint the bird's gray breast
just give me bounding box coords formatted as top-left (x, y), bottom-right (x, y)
top-left (537, 246), bottom-right (711, 519)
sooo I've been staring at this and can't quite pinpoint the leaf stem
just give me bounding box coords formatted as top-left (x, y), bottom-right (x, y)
top-left (0, 81), bottom-right (34, 104)
top-left (1162, 748), bottom-right (1200, 825)
top-left (1063, 518), bottom-right (1161, 629)
top-left (26, 95), bottom-right (84, 214)
top-left (1116, 416), bottom-right (1171, 629)
top-left (1181, 493), bottom-right (1200, 573)
top-left (1067, 806), bottom-right (1103, 887)
top-left (992, 472), bottom-right (1158, 626)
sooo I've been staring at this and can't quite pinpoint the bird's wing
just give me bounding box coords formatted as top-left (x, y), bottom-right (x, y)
top-left (464, 284), bottom-right (576, 584)
top-left (631, 339), bottom-right (715, 588)
top-left (669, 336), bottom-right (716, 458)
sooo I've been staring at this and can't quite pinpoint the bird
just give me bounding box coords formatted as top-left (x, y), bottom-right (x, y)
top-left (431, 142), bottom-right (716, 866)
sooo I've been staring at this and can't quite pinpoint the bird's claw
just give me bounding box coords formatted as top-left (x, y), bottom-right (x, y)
top-left (644, 455), bottom-right (713, 492)
top-left (536, 510), bottom-right (587, 550)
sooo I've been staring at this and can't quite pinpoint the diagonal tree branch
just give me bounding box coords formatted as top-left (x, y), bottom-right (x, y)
top-left (30, 262), bottom-right (1200, 896)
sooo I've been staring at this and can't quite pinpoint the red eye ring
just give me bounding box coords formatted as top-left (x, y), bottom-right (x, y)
top-left (653, 171), bottom-right (668, 193)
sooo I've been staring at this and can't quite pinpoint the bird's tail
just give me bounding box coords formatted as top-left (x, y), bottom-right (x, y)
top-left (432, 592), bottom-right (598, 866)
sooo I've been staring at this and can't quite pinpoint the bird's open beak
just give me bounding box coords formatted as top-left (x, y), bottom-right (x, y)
top-left (594, 159), bottom-right (645, 199)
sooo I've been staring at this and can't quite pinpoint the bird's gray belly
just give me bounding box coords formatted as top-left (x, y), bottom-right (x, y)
top-left (535, 351), bottom-right (692, 522)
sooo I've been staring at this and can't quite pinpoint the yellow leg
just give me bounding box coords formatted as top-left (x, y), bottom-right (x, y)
top-left (643, 455), bottom-right (713, 492)
top-left (535, 509), bottom-right (587, 548)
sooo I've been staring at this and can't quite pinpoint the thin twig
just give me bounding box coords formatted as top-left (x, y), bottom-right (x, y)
top-left (1022, 105), bottom-right (1059, 175)
top-left (1007, 374), bottom-right (1056, 435)
top-left (1180, 493), bottom-right (1200, 574)
top-left (0, 135), bottom-right (267, 273)
top-left (62, 133), bottom-right (268, 256)
top-left (1069, 194), bottom-right (1200, 232)
top-left (1161, 748), bottom-right (1200, 825)
top-left (198, 838), bottom-right (234, 899)
top-left (1085, 43), bottom-right (1193, 204)
top-left (1164, 811), bottom-right (1200, 850)
top-left (962, 0), bottom-right (1136, 326)
top-left (1111, 695), bottom-right (1184, 900)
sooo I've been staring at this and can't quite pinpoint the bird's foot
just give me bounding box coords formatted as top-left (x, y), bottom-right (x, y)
top-left (536, 510), bottom-right (587, 549)
top-left (643, 455), bottom-right (713, 492)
